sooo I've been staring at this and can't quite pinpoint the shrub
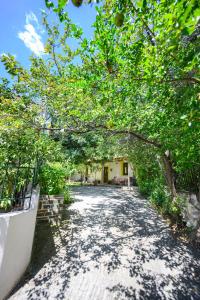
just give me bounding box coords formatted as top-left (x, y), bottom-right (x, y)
top-left (150, 184), bottom-right (169, 208)
top-left (63, 186), bottom-right (73, 204)
top-left (135, 164), bottom-right (163, 197)
top-left (168, 196), bottom-right (186, 219)
top-left (0, 197), bottom-right (12, 211)
top-left (150, 184), bottom-right (185, 221)
top-left (39, 162), bottom-right (67, 195)
top-left (138, 180), bottom-right (154, 196)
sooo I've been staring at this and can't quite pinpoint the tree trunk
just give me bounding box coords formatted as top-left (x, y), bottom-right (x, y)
top-left (162, 151), bottom-right (177, 200)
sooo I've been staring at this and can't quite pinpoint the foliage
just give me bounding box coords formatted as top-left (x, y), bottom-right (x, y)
top-left (127, 141), bottom-right (187, 222)
top-left (150, 184), bottom-right (169, 209)
top-left (0, 197), bottom-right (12, 211)
top-left (44, 0), bottom-right (100, 22)
top-left (63, 185), bottom-right (73, 204)
top-left (62, 133), bottom-right (118, 164)
top-left (150, 187), bottom-right (186, 221)
top-left (126, 141), bottom-right (160, 194)
top-left (39, 162), bottom-right (71, 194)
top-left (1, 0), bottom-right (200, 222)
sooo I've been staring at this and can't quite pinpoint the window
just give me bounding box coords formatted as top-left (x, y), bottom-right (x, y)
top-left (123, 162), bottom-right (128, 175)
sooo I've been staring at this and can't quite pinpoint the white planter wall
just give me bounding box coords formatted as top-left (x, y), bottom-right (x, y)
top-left (0, 186), bottom-right (40, 300)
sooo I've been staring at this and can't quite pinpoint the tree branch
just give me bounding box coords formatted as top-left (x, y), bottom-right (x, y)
top-left (94, 125), bottom-right (161, 148)
top-left (130, 77), bottom-right (200, 84)
top-left (130, 3), bottom-right (156, 46)
top-left (39, 125), bottom-right (161, 148)
top-left (52, 45), bottom-right (62, 77)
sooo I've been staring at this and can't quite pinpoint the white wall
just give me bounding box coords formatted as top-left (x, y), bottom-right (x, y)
top-left (107, 161), bottom-right (133, 180)
top-left (0, 186), bottom-right (40, 300)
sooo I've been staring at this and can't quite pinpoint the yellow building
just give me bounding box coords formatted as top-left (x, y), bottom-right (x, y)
top-left (73, 158), bottom-right (135, 186)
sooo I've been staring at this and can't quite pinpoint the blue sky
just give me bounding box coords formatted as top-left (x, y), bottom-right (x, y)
top-left (0, 0), bottom-right (99, 77)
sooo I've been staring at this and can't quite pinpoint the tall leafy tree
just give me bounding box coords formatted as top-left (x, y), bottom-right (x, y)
top-left (1, 1), bottom-right (200, 202)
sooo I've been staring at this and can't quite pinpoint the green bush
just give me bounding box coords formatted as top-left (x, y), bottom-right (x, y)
top-left (150, 184), bottom-right (185, 221)
top-left (135, 163), bottom-right (164, 197)
top-left (63, 186), bottom-right (73, 204)
top-left (135, 168), bottom-right (154, 196)
top-left (168, 196), bottom-right (186, 219)
top-left (39, 162), bottom-right (67, 195)
top-left (0, 197), bottom-right (12, 211)
top-left (150, 184), bottom-right (169, 207)
top-left (137, 180), bottom-right (154, 196)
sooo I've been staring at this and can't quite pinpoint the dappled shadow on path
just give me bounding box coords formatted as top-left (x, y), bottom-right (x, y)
top-left (9, 186), bottom-right (200, 300)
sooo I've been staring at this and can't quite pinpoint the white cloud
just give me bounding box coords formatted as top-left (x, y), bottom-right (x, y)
top-left (18, 12), bottom-right (44, 56)
top-left (25, 12), bottom-right (39, 26)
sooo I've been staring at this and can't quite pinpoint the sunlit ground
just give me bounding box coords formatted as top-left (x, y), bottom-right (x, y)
top-left (10, 186), bottom-right (200, 300)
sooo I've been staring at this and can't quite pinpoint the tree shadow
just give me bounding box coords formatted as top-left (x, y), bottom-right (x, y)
top-left (9, 186), bottom-right (200, 300)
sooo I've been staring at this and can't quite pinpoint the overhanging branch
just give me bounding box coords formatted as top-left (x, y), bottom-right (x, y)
top-left (130, 77), bottom-right (200, 85)
top-left (39, 125), bottom-right (161, 148)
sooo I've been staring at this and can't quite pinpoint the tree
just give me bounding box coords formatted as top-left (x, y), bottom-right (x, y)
top-left (55, 2), bottom-right (199, 199)
top-left (1, 1), bottom-right (200, 203)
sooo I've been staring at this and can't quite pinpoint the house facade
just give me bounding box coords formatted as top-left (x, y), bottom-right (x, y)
top-left (72, 158), bottom-right (135, 186)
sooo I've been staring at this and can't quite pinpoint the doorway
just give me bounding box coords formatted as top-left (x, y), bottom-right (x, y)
top-left (103, 167), bottom-right (108, 183)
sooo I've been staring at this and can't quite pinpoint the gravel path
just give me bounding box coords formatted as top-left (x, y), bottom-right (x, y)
top-left (9, 186), bottom-right (200, 300)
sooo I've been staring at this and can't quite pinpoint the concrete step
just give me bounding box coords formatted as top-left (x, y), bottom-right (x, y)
top-left (42, 204), bottom-right (54, 209)
top-left (39, 200), bottom-right (64, 205)
top-left (39, 198), bottom-right (62, 201)
top-left (37, 213), bottom-right (60, 221)
top-left (37, 211), bottom-right (52, 217)
top-left (40, 196), bottom-right (64, 200)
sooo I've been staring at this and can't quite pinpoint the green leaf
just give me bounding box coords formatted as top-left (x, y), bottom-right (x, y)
top-left (58, 0), bottom-right (67, 9)
top-left (45, 0), bottom-right (54, 9)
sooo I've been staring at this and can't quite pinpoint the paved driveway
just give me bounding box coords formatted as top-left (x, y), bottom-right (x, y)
top-left (9, 186), bottom-right (200, 300)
